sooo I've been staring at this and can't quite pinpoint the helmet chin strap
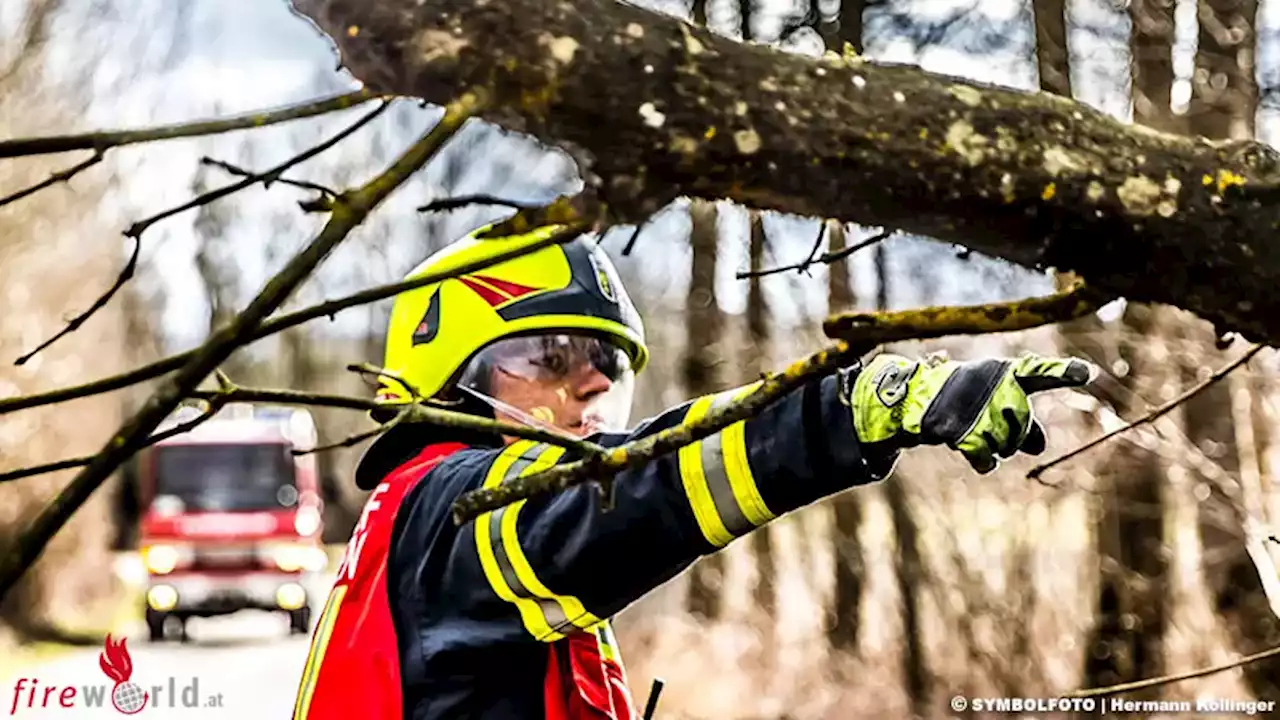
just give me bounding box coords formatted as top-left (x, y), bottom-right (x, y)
top-left (457, 385), bottom-right (582, 441)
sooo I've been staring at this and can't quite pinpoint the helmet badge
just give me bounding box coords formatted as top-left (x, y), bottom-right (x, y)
top-left (588, 252), bottom-right (617, 304)
top-left (411, 292), bottom-right (441, 346)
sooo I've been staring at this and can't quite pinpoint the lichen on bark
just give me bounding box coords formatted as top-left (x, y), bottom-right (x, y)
top-left (289, 0), bottom-right (1280, 344)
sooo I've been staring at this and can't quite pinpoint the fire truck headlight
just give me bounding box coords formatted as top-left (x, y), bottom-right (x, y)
top-left (142, 545), bottom-right (183, 575)
top-left (275, 583), bottom-right (307, 610)
top-left (294, 506), bottom-right (321, 537)
top-left (147, 585), bottom-right (178, 612)
top-left (266, 543), bottom-right (326, 572)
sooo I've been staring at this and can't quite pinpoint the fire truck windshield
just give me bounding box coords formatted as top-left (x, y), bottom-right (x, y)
top-left (152, 443), bottom-right (299, 513)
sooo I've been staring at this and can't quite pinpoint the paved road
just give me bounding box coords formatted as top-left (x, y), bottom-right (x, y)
top-left (2, 572), bottom-right (334, 720)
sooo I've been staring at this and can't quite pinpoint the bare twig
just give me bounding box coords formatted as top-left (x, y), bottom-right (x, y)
top-left (417, 194), bottom-right (536, 213)
top-left (293, 408), bottom-right (412, 456)
top-left (0, 394), bottom-right (231, 483)
top-left (11, 100), bottom-right (392, 367)
top-left (453, 283), bottom-right (1109, 524)
top-left (186, 385), bottom-right (605, 457)
top-left (202, 156), bottom-right (337, 197)
top-left (1064, 644), bottom-right (1280, 698)
top-left (0, 221), bottom-right (588, 417)
top-left (738, 228), bottom-right (892, 280)
top-left (13, 236), bottom-right (141, 366)
top-left (0, 150), bottom-right (103, 208)
top-left (123, 100), bottom-right (390, 239)
top-left (0, 91), bottom-right (485, 605)
top-left (1027, 343), bottom-right (1266, 481)
top-left (620, 212), bottom-right (660, 256)
top-left (0, 89), bottom-right (379, 158)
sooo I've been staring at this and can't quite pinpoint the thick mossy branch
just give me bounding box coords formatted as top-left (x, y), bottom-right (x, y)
top-left (292, 0), bottom-right (1280, 344)
top-left (0, 92), bottom-right (484, 605)
top-left (823, 283), bottom-right (1107, 341)
top-left (451, 284), bottom-right (1107, 523)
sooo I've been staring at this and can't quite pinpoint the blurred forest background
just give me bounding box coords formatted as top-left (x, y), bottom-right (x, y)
top-left (2, 0), bottom-right (1280, 717)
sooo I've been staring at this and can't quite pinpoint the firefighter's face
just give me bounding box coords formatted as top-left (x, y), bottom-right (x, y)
top-left (478, 334), bottom-right (635, 438)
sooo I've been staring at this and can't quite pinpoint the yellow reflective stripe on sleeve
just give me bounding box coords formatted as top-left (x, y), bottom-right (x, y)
top-left (678, 385), bottom-right (774, 547)
top-left (291, 584), bottom-right (347, 720)
top-left (678, 395), bottom-right (732, 546)
top-left (474, 440), bottom-right (601, 642)
top-left (722, 385), bottom-right (774, 526)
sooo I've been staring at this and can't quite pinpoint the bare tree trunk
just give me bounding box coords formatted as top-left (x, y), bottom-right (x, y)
top-left (684, 199), bottom-right (727, 621)
top-left (886, 477), bottom-right (929, 717)
top-left (825, 219), bottom-right (864, 653)
top-left (1189, 0), bottom-right (1257, 140)
top-left (743, 211), bottom-right (775, 619)
top-left (817, 0), bottom-right (865, 55)
top-left (1185, 0), bottom-right (1279, 696)
top-left (1081, 304), bottom-right (1170, 696)
top-left (191, 164), bottom-right (251, 380)
top-left (867, 233), bottom-right (929, 714)
top-left (1130, 0), bottom-right (1183, 134)
top-left (690, 0), bottom-right (707, 27)
top-left (1078, 1), bottom-right (1181, 693)
top-left (739, 0), bottom-right (753, 41)
top-left (1032, 0), bottom-right (1072, 97)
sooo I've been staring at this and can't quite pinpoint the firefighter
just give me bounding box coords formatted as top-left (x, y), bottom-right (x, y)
top-left (291, 223), bottom-right (1096, 720)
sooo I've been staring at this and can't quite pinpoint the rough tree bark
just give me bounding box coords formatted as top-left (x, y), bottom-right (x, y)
top-left (744, 210), bottom-right (775, 619)
top-left (290, 0), bottom-right (1280, 346)
top-left (824, 219), bottom-right (865, 653)
top-left (683, 198), bottom-right (726, 621)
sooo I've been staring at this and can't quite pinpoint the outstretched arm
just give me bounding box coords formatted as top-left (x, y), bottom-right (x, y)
top-left (423, 352), bottom-right (1093, 641)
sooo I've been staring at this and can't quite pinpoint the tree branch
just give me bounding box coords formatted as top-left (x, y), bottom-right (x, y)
top-left (0, 90), bottom-right (485, 605)
top-left (185, 386), bottom-right (607, 458)
top-left (290, 0), bottom-right (1280, 345)
top-left (292, 407), bottom-right (412, 456)
top-left (0, 393), bottom-right (231, 483)
top-left (202, 156), bottom-right (337, 198)
top-left (1064, 644), bottom-right (1280, 698)
top-left (417, 194), bottom-right (537, 213)
top-left (737, 228), bottom-right (891, 279)
top-left (0, 89), bottom-right (379, 158)
top-left (11, 100), bottom-right (392, 367)
top-left (0, 220), bottom-right (589, 417)
top-left (451, 283), bottom-right (1105, 524)
top-left (0, 150), bottom-right (103, 208)
top-left (1026, 343), bottom-right (1267, 481)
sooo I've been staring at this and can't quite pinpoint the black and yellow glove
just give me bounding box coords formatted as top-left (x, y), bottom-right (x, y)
top-left (847, 351), bottom-right (1097, 476)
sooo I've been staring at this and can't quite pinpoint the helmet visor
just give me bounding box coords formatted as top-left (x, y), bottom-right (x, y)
top-left (457, 334), bottom-right (635, 435)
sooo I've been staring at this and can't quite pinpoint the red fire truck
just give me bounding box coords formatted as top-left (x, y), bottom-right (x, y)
top-left (135, 403), bottom-right (328, 642)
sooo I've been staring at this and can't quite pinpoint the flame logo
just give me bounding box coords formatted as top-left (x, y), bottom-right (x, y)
top-left (99, 635), bottom-right (149, 714)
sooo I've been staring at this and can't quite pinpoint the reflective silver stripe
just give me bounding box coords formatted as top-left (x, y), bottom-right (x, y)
top-left (700, 393), bottom-right (752, 536)
top-left (485, 444), bottom-right (571, 636)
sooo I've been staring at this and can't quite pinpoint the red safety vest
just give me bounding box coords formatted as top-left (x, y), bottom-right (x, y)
top-left (292, 442), bottom-right (638, 720)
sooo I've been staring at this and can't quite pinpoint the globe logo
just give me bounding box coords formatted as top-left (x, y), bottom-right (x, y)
top-left (99, 635), bottom-right (149, 715)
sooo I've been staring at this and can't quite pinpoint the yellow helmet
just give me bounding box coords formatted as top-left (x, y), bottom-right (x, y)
top-left (376, 224), bottom-right (649, 407)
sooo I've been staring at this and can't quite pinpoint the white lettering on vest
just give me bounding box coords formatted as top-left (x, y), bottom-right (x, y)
top-left (337, 483), bottom-right (389, 583)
